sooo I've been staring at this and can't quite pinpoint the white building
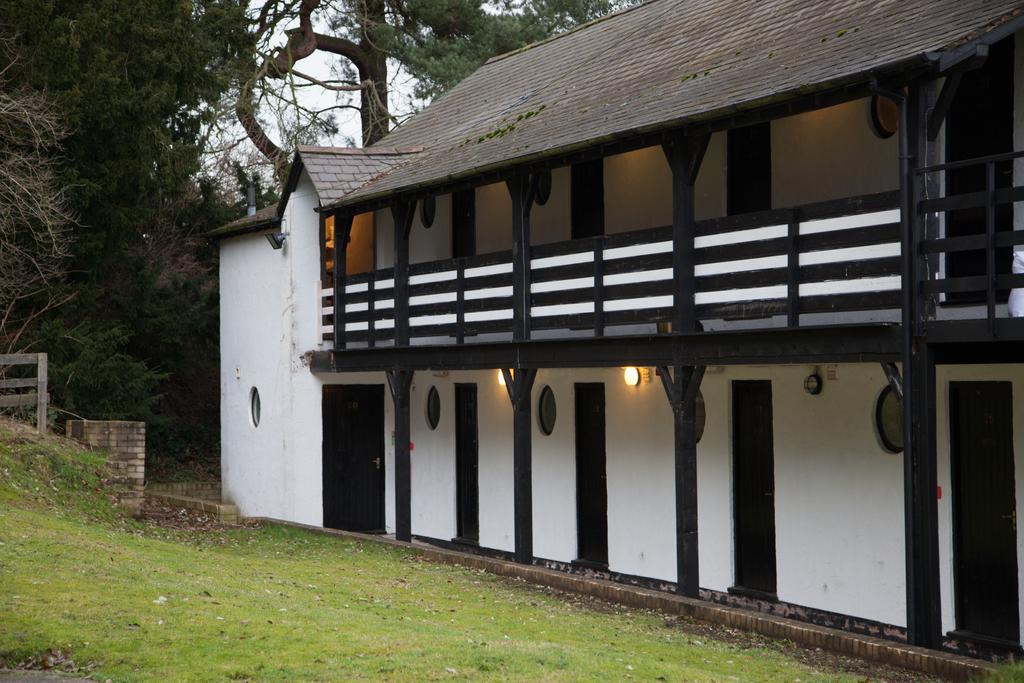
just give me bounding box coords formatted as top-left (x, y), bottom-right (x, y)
top-left (213, 0), bottom-right (1024, 660)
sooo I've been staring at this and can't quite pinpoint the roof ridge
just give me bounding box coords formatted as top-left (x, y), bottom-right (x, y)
top-left (297, 144), bottom-right (423, 155)
top-left (483, 0), bottom-right (664, 66)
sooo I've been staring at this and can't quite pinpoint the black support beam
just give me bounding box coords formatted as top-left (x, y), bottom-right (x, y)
top-left (501, 367), bottom-right (538, 564)
top-left (900, 81), bottom-right (942, 649)
top-left (507, 175), bottom-right (536, 341)
top-left (310, 324), bottom-right (902, 374)
top-left (385, 369), bottom-right (415, 542)
top-left (391, 202), bottom-right (416, 346)
top-left (658, 364), bottom-right (706, 598)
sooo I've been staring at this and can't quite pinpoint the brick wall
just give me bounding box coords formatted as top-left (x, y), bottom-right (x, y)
top-left (66, 420), bottom-right (145, 516)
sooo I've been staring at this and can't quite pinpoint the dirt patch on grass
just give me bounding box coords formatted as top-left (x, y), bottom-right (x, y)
top-left (494, 576), bottom-right (936, 682)
top-left (139, 497), bottom-right (259, 533)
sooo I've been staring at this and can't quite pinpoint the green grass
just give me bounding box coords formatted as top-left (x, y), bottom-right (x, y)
top-left (0, 422), bottom-right (910, 681)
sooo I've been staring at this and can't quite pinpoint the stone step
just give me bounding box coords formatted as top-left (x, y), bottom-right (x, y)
top-left (146, 491), bottom-right (238, 524)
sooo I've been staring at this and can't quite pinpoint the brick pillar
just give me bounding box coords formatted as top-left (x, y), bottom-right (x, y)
top-left (66, 420), bottom-right (145, 517)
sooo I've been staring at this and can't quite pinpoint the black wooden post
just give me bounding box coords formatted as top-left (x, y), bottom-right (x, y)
top-left (660, 132), bottom-right (708, 599)
top-left (367, 277), bottom-right (376, 348)
top-left (899, 81), bottom-right (942, 649)
top-left (502, 367), bottom-right (538, 564)
top-left (786, 210), bottom-right (800, 328)
top-left (456, 258), bottom-right (466, 345)
top-left (507, 174), bottom-right (535, 341)
top-left (331, 212), bottom-right (354, 350)
top-left (662, 133), bottom-right (709, 332)
top-left (658, 365), bottom-right (705, 597)
top-left (593, 236), bottom-right (605, 336)
top-left (386, 369), bottom-right (414, 542)
top-left (391, 201), bottom-right (415, 347)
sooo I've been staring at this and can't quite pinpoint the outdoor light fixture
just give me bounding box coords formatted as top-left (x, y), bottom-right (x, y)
top-left (624, 367), bottom-right (641, 387)
top-left (498, 369), bottom-right (512, 387)
top-left (266, 231), bottom-right (289, 250)
top-left (804, 372), bottom-right (823, 395)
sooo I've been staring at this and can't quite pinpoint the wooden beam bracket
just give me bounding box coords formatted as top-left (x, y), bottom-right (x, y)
top-left (881, 361), bottom-right (904, 402)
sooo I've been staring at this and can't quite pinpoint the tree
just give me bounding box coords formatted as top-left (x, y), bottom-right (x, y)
top-left (0, 0), bottom-right (251, 459)
top-left (237, 0), bottom-right (633, 169)
top-left (0, 36), bottom-right (73, 351)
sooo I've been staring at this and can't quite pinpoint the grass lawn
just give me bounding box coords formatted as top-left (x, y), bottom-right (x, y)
top-left (0, 421), bottom-right (970, 681)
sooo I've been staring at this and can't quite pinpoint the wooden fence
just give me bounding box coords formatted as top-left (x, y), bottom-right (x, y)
top-left (0, 353), bottom-right (48, 432)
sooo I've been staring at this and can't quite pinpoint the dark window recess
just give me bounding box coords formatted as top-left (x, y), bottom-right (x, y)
top-left (571, 159), bottom-right (604, 239)
top-left (727, 122), bottom-right (772, 215)
top-left (945, 36), bottom-right (1014, 303)
top-left (452, 189), bottom-right (476, 258)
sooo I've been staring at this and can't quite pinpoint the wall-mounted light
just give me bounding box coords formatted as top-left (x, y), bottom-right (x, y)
top-left (803, 373), bottom-right (823, 396)
top-left (266, 231), bottom-right (289, 250)
top-left (498, 369), bottom-right (513, 387)
top-left (624, 367), bottom-right (640, 386)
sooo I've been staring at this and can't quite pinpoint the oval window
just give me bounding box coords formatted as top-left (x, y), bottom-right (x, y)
top-left (425, 386), bottom-right (441, 430)
top-left (534, 170), bottom-right (552, 206)
top-left (875, 385), bottom-right (904, 453)
top-left (420, 196), bottom-right (436, 228)
top-left (250, 387), bottom-right (261, 428)
top-left (869, 94), bottom-right (900, 139)
top-left (538, 385), bottom-right (557, 435)
top-left (695, 390), bottom-right (706, 443)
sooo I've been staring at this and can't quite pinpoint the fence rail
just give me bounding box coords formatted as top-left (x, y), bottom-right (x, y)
top-left (322, 191), bottom-right (902, 347)
top-left (0, 353), bottom-right (48, 432)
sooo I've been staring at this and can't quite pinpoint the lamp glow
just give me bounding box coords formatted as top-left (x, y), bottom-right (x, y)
top-left (498, 369), bottom-right (513, 387)
top-left (623, 367), bottom-right (641, 387)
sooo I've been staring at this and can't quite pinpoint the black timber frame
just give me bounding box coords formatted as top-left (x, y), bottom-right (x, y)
top-left (501, 367), bottom-right (539, 563)
top-left (311, 325), bottom-right (902, 373)
top-left (659, 132), bottom-right (709, 598)
top-left (901, 79), bottom-right (942, 649)
top-left (308, 27), bottom-right (1024, 653)
top-left (385, 368), bottom-right (414, 542)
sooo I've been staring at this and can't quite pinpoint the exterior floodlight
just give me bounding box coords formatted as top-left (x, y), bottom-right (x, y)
top-left (266, 231), bottom-right (289, 250)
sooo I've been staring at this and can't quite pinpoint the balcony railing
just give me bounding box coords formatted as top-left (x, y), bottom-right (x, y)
top-left (917, 149), bottom-right (1024, 334)
top-left (321, 190), bottom-right (903, 347)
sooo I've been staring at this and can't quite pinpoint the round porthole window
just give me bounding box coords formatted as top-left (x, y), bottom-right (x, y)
top-left (695, 390), bottom-right (706, 443)
top-left (534, 170), bottom-right (552, 206)
top-left (538, 385), bottom-right (557, 435)
top-left (869, 94), bottom-right (900, 139)
top-left (249, 387), bottom-right (261, 428)
top-left (420, 195), bottom-right (436, 228)
top-left (425, 386), bottom-right (441, 430)
top-left (875, 385), bottom-right (904, 453)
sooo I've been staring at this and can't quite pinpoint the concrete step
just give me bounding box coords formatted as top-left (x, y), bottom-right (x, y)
top-left (146, 491), bottom-right (238, 524)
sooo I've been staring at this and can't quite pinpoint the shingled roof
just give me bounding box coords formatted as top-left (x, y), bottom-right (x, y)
top-left (295, 145), bottom-right (422, 204)
top-left (208, 204), bottom-right (280, 239)
top-left (212, 146), bottom-right (420, 238)
top-left (324, 0), bottom-right (1023, 209)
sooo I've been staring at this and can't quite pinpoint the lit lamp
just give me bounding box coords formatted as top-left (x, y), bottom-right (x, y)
top-left (623, 367), bottom-right (641, 387)
top-left (498, 369), bottom-right (513, 387)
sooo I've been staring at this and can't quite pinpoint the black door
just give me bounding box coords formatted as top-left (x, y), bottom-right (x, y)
top-left (570, 159), bottom-right (604, 239)
top-left (732, 380), bottom-right (777, 596)
top-left (455, 384), bottom-right (479, 543)
top-left (575, 383), bottom-right (608, 566)
top-left (322, 385), bottom-right (385, 532)
top-left (951, 381), bottom-right (1019, 642)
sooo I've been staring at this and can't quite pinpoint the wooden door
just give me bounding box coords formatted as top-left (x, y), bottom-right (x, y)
top-left (455, 384), bottom-right (479, 543)
top-left (951, 381), bottom-right (1019, 642)
top-left (322, 385), bottom-right (385, 532)
top-left (452, 188), bottom-right (475, 258)
top-left (733, 380), bottom-right (777, 596)
top-left (575, 383), bottom-right (608, 566)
